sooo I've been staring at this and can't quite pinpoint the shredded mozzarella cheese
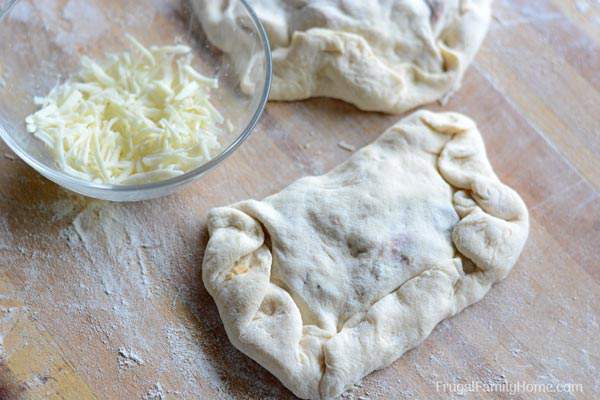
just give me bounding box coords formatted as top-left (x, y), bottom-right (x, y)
top-left (25, 34), bottom-right (225, 184)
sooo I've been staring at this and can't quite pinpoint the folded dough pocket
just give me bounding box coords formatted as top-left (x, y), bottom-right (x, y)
top-left (193, 0), bottom-right (492, 113)
top-left (202, 110), bottom-right (529, 400)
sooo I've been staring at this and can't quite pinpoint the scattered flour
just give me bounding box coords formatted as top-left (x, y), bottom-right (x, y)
top-left (510, 347), bottom-right (524, 357)
top-left (137, 248), bottom-right (152, 298)
top-left (337, 141), bottom-right (356, 152)
top-left (0, 75), bottom-right (5, 89)
top-left (165, 324), bottom-right (223, 391)
top-left (7, 0), bottom-right (108, 54)
top-left (576, 1), bottom-right (591, 14)
top-left (59, 225), bottom-right (80, 247)
top-left (0, 304), bottom-right (28, 358)
top-left (50, 199), bottom-right (77, 222)
top-left (5, 0), bottom-right (34, 23)
top-left (0, 214), bottom-right (14, 251)
top-left (55, 0), bottom-right (109, 51)
top-left (142, 383), bottom-right (166, 400)
top-left (118, 347), bottom-right (145, 369)
top-left (33, 199), bottom-right (258, 398)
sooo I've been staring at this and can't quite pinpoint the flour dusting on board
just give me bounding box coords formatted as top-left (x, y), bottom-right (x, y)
top-left (0, 188), bottom-right (297, 399)
top-left (0, 214), bottom-right (14, 251)
top-left (166, 324), bottom-right (223, 386)
top-left (7, 0), bottom-right (108, 54)
top-left (576, 1), bottom-right (591, 14)
top-left (5, 0), bottom-right (34, 22)
top-left (118, 347), bottom-right (145, 369)
top-left (142, 383), bottom-right (166, 400)
top-left (0, 305), bottom-right (28, 356)
top-left (58, 0), bottom-right (108, 48)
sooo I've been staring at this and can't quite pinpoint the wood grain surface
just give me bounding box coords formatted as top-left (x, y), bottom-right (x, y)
top-left (1, 0), bottom-right (599, 399)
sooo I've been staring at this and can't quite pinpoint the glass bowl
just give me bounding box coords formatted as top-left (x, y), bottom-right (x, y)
top-left (0, 0), bottom-right (271, 201)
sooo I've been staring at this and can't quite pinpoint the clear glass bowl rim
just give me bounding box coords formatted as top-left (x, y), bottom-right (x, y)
top-left (0, 0), bottom-right (272, 193)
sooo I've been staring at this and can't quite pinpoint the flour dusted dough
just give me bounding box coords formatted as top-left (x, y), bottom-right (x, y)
top-left (193, 0), bottom-right (492, 113)
top-left (202, 110), bottom-right (529, 399)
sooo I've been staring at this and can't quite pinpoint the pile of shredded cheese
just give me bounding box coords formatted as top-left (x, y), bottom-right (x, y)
top-left (25, 35), bottom-right (225, 185)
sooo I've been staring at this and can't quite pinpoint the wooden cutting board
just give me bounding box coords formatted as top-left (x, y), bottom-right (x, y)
top-left (1, 0), bottom-right (599, 399)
